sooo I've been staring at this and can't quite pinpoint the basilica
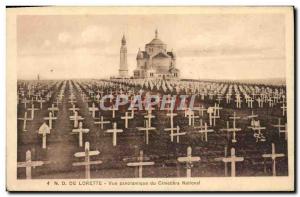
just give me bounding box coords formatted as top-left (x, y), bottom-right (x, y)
top-left (118, 30), bottom-right (180, 79)
top-left (133, 30), bottom-right (180, 79)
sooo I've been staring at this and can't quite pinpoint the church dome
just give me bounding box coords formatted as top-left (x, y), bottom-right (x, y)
top-left (147, 29), bottom-right (165, 46)
top-left (148, 38), bottom-right (165, 45)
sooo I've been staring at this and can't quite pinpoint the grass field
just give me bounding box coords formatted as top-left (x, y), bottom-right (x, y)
top-left (17, 80), bottom-right (288, 179)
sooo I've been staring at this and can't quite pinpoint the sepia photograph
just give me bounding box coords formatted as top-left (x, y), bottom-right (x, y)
top-left (6, 6), bottom-right (294, 191)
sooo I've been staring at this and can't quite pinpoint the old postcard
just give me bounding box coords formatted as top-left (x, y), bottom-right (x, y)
top-left (6, 6), bottom-right (294, 191)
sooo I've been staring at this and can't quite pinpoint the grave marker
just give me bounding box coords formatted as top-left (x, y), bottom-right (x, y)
top-left (88, 103), bottom-right (99, 118)
top-left (197, 123), bottom-right (214, 142)
top-left (222, 148), bottom-right (244, 177)
top-left (106, 122), bottom-right (123, 146)
top-left (72, 122), bottom-right (90, 147)
top-left (214, 146), bottom-right (228, 176)
top-left (177, 146), bottom-right (201, 177)
top-left (94, 116), bottom-right (110, 130)
top-left (73, 142), bottom-right (102, 179)
top-left (43, 112), bottom-right (57, 129)
top-left (70, 111), bottom-right (84, 128)
top-left (27, 103), bottom-right (39, 119)
top-left (262, 143), bottom-right (285, 176)
top-left (170, 126), bottom-right (186, 143)
top-left (137, 120), bottom-right (156, 145)
top-left (121, 112), bottom-right (133, 129)
top-left (127, 150), bottom-right (155, 178)
top-left (48, 104), bottom-right (59, 116)
top-left (17, 150), bottom-right (44, 179)
top-left (18, 111), bottom-right (31, 131)
top-left (38, 123), bottom-right (51, 149)
top-left (69, 104), bottom-right (79, 114)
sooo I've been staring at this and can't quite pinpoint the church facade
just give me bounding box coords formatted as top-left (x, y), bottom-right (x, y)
top-left (133, 30), bottom-right (180, 79)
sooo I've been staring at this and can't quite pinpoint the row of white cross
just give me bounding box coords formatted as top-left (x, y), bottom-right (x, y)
top-left (17, 142), bottom-right (285, 179)
top-left (18, 95), bottom-right (288, 149)
top-left (17, 80), bottom-right (287, 179)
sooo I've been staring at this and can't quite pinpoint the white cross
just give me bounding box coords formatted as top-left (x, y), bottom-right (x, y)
top-left (191, 112), bottom-right (199, 127)
top-left (70, 111), bottom-right (84, 128)
top-left (94, 116), bottom-right (110, 130)
top-left (235, 95), bottom-right (242, 108)
top-left (246, 97), bottom-right (254, 108)
top-left (21, 98), bottom-right (30, 109)
top-left (280, 123), bottom-right (288, 140)
top-left (164, 126), bottom-right (177, 142)
top-left (247, 110), bottom-right (258, 122)
top-left (268, 97), bottom-right (274, 107)
top-left (272, 118), bottom-right (286, 138)
top-left (216, 96), bottom-right (223, 104)
top-left (207, 107), bottom-right (214, 126)
top-left (186, 108), bottom-right (194, 126)
top-left (170, 126), bottom-right (186, 143)
top-left (213, 103), bottom-right (223, 118)
top-left (126, 150), bottom-right (155, 178)
top-left (72, 122), bottom-right (89, 147)
top-left (144, 109), bottom-right (155, 127)
top-left (177, 146), bottom-right (201, 177)
top-left (262, 143), bottom-right (285, 176)
top-left (43, 112), bottom-right (57, 129)
top-left (226, 93), bottom-right (232, 104)
top-left (229, 112), bottom-right (240, 129)
top-left (211, 103), bottom-right (222, 126)
top-left (129, 107), bottom-right (137, 118)
top-left (222, 148), bottom-right (244, 177)
top-left (256, 97), bottom-right (264, 108)
top-left (88, 103), bottom-right (99, 118)
top-left (18, 111), bottom-right (32, 131)
top-left (195, 105), bottom-right (207, 117)
top-left (281, 102), bottom-right (287, 116)
top-left (37, 97), bottom-right (45, 109)
top-left (38, 123), bottom-right (51, 149)
top-left (197, 122), bottom-right (214, 142)
top-left (109, 105), bottom-right (118, 118)
top-left (17, 150), bottom-right (44, 179)
top-left (166, 110), bottom-right (177, 128)
top-left (214, 146), bottom-right (228, 176)
top-left (73, 142), bottom-right (102, 179)
top-left (27, 103), bottom-right (39, 119)
top-left (137, 120), bottom-right (156, 145)
top-left (106, 122), bottom-right (123, 146)
top-left (121, 112), bottom-right (133, 129)
top-left (69, 104), bottom-right (79, 114)
top-left (220, 114), bottom-right (242, 143)
top-left (48, 104), bottom-right (59, 116)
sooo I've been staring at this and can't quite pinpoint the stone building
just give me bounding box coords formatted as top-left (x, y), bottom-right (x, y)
top-left (133, 30), bottom-right (180, 79)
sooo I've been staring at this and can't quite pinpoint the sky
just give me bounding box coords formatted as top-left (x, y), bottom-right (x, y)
top-left (17, 14), bottom-right (286, 80)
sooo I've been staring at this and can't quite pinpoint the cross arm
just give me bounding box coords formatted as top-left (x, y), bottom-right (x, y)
top-left (127, 161), bottom-right (155, 166)
top-left (17, 161), bottom-right (44, 168)
top-left (74, 150), bottom-right (100, 157)
top-left (72, 160), bottom-right (103, 166)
